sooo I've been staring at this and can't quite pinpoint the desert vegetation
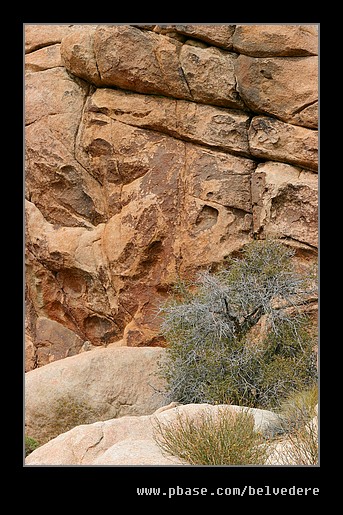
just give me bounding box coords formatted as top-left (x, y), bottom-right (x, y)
top-left (156, 239), bottom-right (318, 464)
top-left (269, 385), bottom-right (319, 465)
top-left (158, 239), bottom-right (317, 408)
top-left (25, 435), bottom-right (40, 457)
top-left (154, 408), bottom-right (270, 465)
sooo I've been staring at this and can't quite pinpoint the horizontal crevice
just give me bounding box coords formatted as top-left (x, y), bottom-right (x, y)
top-left (291, 99), bottom-right (318, 116)
top-left (25, 41), bottom-right (63, 55)
top-left (278, 235), bottom-right (318, 251)
top-left (90, 112), bottom-right (254, 160)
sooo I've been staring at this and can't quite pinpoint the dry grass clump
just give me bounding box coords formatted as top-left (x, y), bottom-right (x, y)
top-left (268, 385), bottom-right (318, 465)
top-left (154, 408), bottom-right (270, 465)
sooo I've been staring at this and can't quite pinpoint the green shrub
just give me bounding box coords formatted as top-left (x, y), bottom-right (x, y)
top-left (158, 239), bottom-right (318, 409)
top-left (25, 435), bottom-right (40, 457)
top-left (154, 408), bottom-right (270, 465)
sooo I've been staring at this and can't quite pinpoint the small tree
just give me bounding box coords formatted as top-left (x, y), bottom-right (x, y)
top-left (158, 239), bottom-right (317, 409)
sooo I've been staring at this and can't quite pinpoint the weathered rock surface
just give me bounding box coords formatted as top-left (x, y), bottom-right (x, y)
top-left (25, 122), bottom-right (256, 351)
top-left (60, 25), bottom-right (246, 109)
top-left (25, 346), bottom-right (166, 444)
top-left (179, 43), bottom-right (246, 109)
top-left (34, 316), bottom-right (84, 366)
top-left (85, 88), bottom-right (251, 155)
top-left (25, 43), bottom-right (63, 72)
top-left (25, 66), bottom-right (105, 229)
top-left (25, 24), bottom-right (318, 363)
top-left (251, 162), bottom-right (318, 247)
top-left (25, 402), bottom-right (280, 465)
top-left (171, 24), bottom-right (236, 49)
top-left (235, 55), bottom-right (318, 128)
top-left (248, 117), bottom-right (318, 172)
top-left (232, 25), bottom-right (318, 57)
top-left (25, 24), bottom-right (81, 53)
top-left (25, 333), bottom-right (36, 371)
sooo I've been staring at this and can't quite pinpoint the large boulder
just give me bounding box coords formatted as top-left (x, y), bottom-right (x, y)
top-left (25, 346), bottom-right (166, 444)
top-left (26, 402), bottom-right (280, 465)
top-left (25, 65), bottom-right (106, 229)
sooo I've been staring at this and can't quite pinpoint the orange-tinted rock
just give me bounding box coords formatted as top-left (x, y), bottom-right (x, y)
top-left (35, 316), bottom-right (84, 366)
top-left (235, 55), bottom-right (318, 128)
top-left (25, 24), bottom-right (80, 53)
top-left (164, 24), bottom-right (235, 49)
top-left (86, 88), bottom-right (251, 156)
top-left (61, 25), bottom-right (246, 109)
top-left (179, 43), bottom-right (246, 108)
top-left (251, 162), bottom-right (318, 248)
top-left (25, 43), bottom-right (63, 72)
top-left (232, 25), bottom-right (318, 57)
top-left (248, 116), bottom-right (318, 171)
top-left (25, 24), bottom-right (318, 365)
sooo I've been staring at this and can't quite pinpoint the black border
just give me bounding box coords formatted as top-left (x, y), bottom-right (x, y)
top-left (17, 13), bottom-right (324, 503)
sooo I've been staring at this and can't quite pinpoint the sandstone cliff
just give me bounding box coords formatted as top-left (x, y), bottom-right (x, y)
top-left (25, 24), bottom-right (318, 369)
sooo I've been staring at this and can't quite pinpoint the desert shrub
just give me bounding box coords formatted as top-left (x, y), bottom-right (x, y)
top-left (281, 422), bottom-right (318, 465)
top-left (154, 408), bottom-right (270, 465)
top-left (269, 385), bottom-right (318, 465)
top-left (251, 319), bottom-right (317, 408)
top-left (25, 435), bottom-right (40, 457)
top-left (158, 239), bottom-right (318, 409)
top-left (277, 384), bottom-right (318, 430)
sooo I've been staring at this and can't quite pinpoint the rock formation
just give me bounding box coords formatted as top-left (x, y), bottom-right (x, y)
top-left (25, 346), bottom-right (166, 444)
top-left (25, 24), bottom-right (318, 367)
top-left (25, 402), bottom-right (281, 465)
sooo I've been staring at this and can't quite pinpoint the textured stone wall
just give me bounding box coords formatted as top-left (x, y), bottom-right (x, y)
top-left (25, 24), bottom-right (318, 369)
